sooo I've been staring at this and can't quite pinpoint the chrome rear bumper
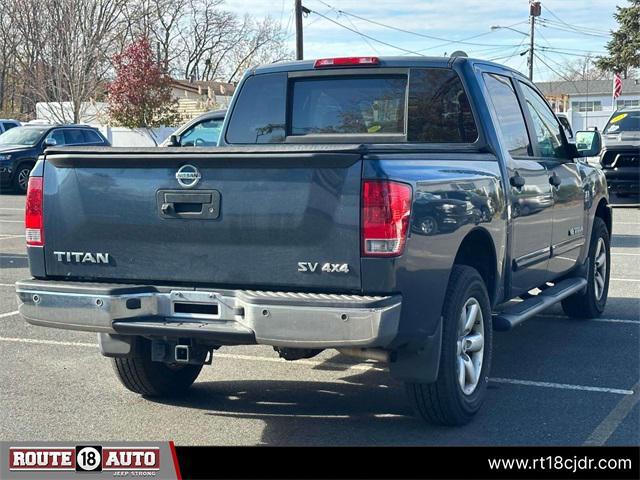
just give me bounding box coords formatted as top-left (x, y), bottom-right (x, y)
top-left (15, 279), bottom-right (401, 348)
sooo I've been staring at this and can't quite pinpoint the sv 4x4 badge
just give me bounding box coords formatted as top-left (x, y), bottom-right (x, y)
top-left (297, 262), bottom-right (350, 273)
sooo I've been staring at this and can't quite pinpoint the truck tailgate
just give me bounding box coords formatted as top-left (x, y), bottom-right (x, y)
top-left (41, 146), bottom-right (363, 291)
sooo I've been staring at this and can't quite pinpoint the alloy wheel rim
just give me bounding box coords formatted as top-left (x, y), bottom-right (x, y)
top-left (594, 237), bottom-right (607, 301)
top-left (456, 297), bottom-right (484, 395)
top-left (18, 168), bottom-right (30, 191)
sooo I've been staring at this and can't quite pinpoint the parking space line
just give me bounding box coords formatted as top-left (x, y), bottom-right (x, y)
top-left (612, 252), bottom-right (640, 256)
top-left (0, 235), bottom-right (24, 240)
top-left (0, 283), bottom-right (16, 287)
top-left (0, 220), bottom-right (23, 223)
top-left (584, 382), bottom-right (640, 446)
top-left (610, 278), bottom-right (640, 282)
top-left (0, 208), bottom-right (23, 211)
top-left (0, 336), bottom-right (95, 348)
top-left (0, 336), bottom-right (635, 396)
top-left (490, 377), bottom-right (633, 395)
top-left (536, 314), bottom-right (639, 325)
top-left (0, 311), bottom-right (19, 319)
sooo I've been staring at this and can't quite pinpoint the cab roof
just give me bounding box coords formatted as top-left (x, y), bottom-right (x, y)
top-left (251, 55), bottom-right (524, 78)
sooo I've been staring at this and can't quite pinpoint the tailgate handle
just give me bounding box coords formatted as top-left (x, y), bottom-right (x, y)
top-left (165, 193), bottom-right (212, 204)
top-left (157, 189), bottom-right (220, 219)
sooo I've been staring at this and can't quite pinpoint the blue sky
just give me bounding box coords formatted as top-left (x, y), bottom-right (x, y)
top-left (227, 0), bottom-right (622, 81)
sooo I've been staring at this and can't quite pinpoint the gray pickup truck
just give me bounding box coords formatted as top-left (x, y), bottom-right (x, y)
top-left (16, 56), bottom-right (611, 425)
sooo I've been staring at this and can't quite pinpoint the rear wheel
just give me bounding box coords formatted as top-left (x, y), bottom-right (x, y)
top-left (12, 164), bottom-right (32, 194)
top-left (406, 265), bottom-right (492, 426)
top-left (562, 217), bottom-right (610, 318)
top-left (112, 337), bottom-right (202, 397)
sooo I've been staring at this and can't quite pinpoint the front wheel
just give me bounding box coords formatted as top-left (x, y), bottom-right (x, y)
top-left (12, 164), bottom-right (32, 194)
top-left (562, 217), bottom-right (610, 318)
top-left (112, 338), bottom-right (203, 397)
top-left (406, 265), bottom-right (492, 426)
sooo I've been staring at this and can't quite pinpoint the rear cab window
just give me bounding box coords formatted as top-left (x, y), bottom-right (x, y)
top-left (225, 67), bottom-right (478, 145)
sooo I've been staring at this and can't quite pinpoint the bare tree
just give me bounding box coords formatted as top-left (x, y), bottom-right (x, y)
top-left (1, 0), bottom-right (293, 120)
top-left (555, 55), bottom-right (609, 82)
top-left (223, 16), bottom-right (292, 83)
top-left (7, 0), bottom-right (128, 123)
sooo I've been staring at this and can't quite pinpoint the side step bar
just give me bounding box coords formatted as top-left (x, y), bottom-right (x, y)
top-left (493, 277), bottom-right (588, 331)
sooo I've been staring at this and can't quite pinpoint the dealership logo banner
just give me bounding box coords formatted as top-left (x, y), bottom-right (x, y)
top-left (1, 442), bottom-right (179, 480)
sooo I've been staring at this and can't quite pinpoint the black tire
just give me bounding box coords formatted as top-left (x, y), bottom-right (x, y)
top-left (112, 338), bottom-right (203, 397)
top-left (12, 163), bottom-right (33, 194)
top-left (562, 217), bottom-right (610, 318)
top-left (406, 265), bottom-right (493, 426)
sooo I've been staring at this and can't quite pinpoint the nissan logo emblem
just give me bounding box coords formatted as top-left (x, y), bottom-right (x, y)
top-left (176, 164), bottom-right (201, 188)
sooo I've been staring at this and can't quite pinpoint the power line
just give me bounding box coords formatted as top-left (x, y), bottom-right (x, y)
top-left (540, 17), bottom-right (610, 35)
top-left (307, 8), bottom-right (427, 55)
top-left (488, 34), bottom-right (529, 62)
top-left (533, 51), bottom-right (589, 95)
top-left (339, 11), bottom-right (382, 54)
top-left (310, 0), bottom-right (524, 48)
top-left (417, 21), bottom-right (530, 53)
top-left (538, 19), bottom-right (610, 38)
top-left (537, 46), bottom-right (604, 58)
top-left (539, 3), bottom-right (611, 34)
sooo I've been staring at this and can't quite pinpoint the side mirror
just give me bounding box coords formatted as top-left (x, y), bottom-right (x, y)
top-left (168, 134), bottom-right (180, 147)
top-left (574, 130), bottom-right (602, 157)
top-left (43, 137), bottom-right (57, 148)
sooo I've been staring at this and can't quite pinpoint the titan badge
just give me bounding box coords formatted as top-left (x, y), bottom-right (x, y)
top-left (53, 251), bottom-right (110, 264)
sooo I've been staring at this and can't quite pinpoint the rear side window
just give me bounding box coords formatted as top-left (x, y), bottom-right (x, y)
top-left (64, 129), bottom-right (85, 145)
top-left (2, 122), bottom-right (18, 132)
top-left (226, 73), bottom-right (286, 144)
top-left (483, 73), bottom-right (531, 157)
top-left (291, 75), bottom-right (406, 135)
top-left (82, 129), bottom-right (104, 144)
top-left (408, 69), bottom-right (478, 143)
top-left (47, 129), bottom-right (66, 145)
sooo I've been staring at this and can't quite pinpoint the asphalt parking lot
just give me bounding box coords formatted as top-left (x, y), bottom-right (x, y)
top-left (0, 192), bottom-right (638, 446)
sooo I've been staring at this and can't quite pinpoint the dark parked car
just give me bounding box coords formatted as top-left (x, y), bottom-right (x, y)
top-left (0, 124), bottom-right (109, 193)
top-left (16, 56), bottom-right (610, 426)
top-left (599, 106), bottom-right (640, 197)
top-left (0, 119), bottom-right (21, 134)
top-left (160, 110), bottom-right (226, 147)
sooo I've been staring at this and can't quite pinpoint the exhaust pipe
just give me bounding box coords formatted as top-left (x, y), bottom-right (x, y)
top-left (337, 348), bottom-right (390, 363)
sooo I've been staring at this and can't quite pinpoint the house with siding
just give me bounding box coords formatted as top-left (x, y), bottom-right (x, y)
top-left (170, 79), bottom-right (236, 119)
top-left (536, 78), bottom-right (640, 131)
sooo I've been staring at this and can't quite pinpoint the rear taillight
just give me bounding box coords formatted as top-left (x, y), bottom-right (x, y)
top-left (362, 180), bottom-right (412, 257)
top-left (25, 177), bottom-right (44, 246)
top-left (314, 56), bottom-right (380, 68)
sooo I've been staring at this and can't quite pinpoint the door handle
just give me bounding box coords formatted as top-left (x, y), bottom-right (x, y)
top-left (549, 173), bottom-right (561, 187)
top-left (510, 173), bottom-right (526, 189)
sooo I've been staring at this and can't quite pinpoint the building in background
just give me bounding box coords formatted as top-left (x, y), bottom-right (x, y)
top-left (170, 79), bottom-right (236, 120)
top-left (537, 78), bottom-right (640, 131)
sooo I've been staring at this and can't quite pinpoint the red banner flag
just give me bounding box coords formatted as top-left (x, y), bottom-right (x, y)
top-left (613, 73), bottom-right (623, 98)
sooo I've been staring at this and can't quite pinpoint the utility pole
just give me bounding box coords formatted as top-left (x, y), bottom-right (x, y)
top-left (528, 1), bottom-right (541, 81)
top-left (295, 0), bottom-right (304, 60)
